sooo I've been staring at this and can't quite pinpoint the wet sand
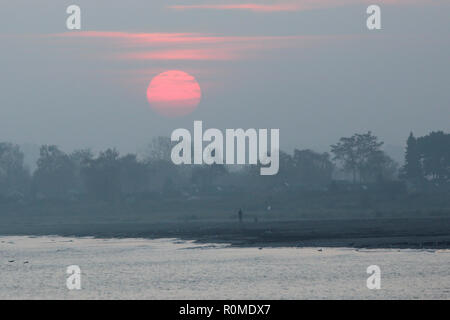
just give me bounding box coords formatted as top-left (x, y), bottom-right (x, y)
top-left (0, 217), bottom-right (449, 248)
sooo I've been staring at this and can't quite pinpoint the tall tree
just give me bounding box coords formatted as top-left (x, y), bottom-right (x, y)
top-left (362, 150), bottom-right (398, 182)
top-left (33, 145), bottom-right (75, 198)
top-left (119, 154), bottom-right (150, 195)
top-left (417, 131), bottom-right (450, 184)
top-left (81, 149), bottom-right (121, 202)
top-left (401, 132), bottom-right (423, 185)
top-left (70, 149), bottom-right (94, 195)
top-left (293, 149), bottom-right (333, 187)
top-left (0, 143), bottom-right (30, 197)
top-left (331, 132), bottom-right (384, 183)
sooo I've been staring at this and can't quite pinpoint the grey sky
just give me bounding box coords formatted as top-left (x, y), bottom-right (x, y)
top-left (0, 0), bottom-right (449, 163)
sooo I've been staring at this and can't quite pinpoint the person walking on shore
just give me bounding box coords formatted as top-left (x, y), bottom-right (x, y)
top-left (238, 208), bottom-right (243, 223)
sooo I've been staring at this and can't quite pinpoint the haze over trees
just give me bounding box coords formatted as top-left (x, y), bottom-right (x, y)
top-left (330, 131), bottom-right (397, 183)
top-left (0, 130), bottom-right (448, 219)
top-left (401, 131), bottom-right (450, 188)
top-left (0, 143), bottom-right (30, 198)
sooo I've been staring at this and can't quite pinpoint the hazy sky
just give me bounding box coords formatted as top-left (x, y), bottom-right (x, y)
top-left (1, 0), bottom-right (449, 160)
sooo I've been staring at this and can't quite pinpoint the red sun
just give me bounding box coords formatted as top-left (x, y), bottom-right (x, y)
top-left (146, 70), bottom-right (202, 117)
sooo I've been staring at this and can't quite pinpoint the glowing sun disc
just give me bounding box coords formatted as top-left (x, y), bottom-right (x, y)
top-left (146, 70), bottom-right (201, 117)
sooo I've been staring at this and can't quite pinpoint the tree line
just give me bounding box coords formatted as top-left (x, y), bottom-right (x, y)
top-left (0, 131), bottom-right (448, 203)
top-left (401, 131), bottom-right (450, 189)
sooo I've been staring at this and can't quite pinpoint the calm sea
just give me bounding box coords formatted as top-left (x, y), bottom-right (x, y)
top-left (0, 236), bottom-right (449, 299)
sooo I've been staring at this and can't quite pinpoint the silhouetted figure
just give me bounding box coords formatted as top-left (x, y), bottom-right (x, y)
top-left (238, 209), bottom-right (243, 223)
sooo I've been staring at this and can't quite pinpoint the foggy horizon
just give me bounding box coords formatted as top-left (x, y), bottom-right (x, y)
top-left (1, 1), bottom-right (449, 159)
top-left (0, 0), bottom-right (449, 302)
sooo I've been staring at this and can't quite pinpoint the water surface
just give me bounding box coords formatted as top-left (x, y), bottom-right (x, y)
top-left (0, 236), bottom-right (448, 299)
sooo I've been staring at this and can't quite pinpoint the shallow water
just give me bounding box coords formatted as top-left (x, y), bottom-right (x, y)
top-left (0, 236), bottom-right (449, 299)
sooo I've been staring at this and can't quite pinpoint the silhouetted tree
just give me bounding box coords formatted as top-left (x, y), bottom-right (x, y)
top-left (33, 145), bottom-right (75, 199)
top-left (81, 149), bottom-right (121, 202)
top-left (361, 150), bottom-right (398, 182)
top-left (244, 151), bottom-right (293, 190)
top-left (243, 149), bottom-right (332, 190)
top-left (400, 132), bottom-right (423, 186)
top-left (0, 143), bottom-right (30, 198)
top-left (70, 149), bottom-right (94, 196)
top-left (293, 149), bottom-right (333, 187)
top-left (119, 154), bottom-right (149, 195)
top-left (331, 132), bottom-right (384, 183)
top-left (417, 131), bottom-right (450, 185)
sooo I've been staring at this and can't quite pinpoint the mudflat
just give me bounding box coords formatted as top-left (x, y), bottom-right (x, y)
top-left (0, 215), bottom-right (449, 249)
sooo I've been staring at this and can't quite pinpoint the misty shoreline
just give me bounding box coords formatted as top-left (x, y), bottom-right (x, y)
top-left (1, 217), bottom-right (449, 249)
